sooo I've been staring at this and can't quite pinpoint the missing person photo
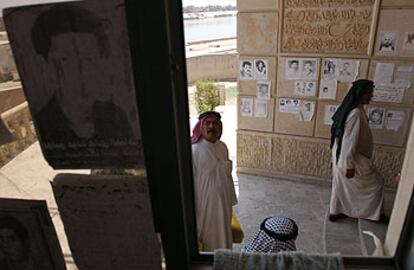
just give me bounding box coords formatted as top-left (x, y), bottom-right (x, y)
top-left (368, 107), bottom-right (385, 128)
top-left (285, 59), bottom-right (301, 80)
top-left (403, 31), bottom-right (414, 51)
top-left (322, 59), bottom-right (336, 78)
top-left (300, 59), bottom-right (317, 80)
top-left (257, 81), bottom-right (271, 99)
top-left (240, 60), bottom-right (253, 80)
top-left (378, 31), bottom-right (397, 54)
top-left (4, 2), bottom-right (144, 168)
top-left (240, 97), bottom-right (254, 117)
top-left (253, 59), bottom-right (268, 80)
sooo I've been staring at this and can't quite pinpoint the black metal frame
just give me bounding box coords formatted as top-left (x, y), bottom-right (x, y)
top-left (124, 0), bottom-right (414, 269)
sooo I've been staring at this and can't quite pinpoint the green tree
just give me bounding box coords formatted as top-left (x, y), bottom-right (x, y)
top-left (194, 80), bottom-right (220, 114)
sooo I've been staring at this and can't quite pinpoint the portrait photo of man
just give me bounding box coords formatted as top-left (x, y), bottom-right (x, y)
top-left (240, 60), bottom-right (253, 80)
top-left (368, 107), bottom-right (385, 128)
top-left (378, 32), bottom-right (397, 53)
top-left (300, 59), bottom-right (317, 80)
top-left (5, 3), bottom-right (144, 168)
top-left (253, 59), bottom-right (268, 80)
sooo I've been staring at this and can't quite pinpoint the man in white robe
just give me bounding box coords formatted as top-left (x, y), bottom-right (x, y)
top-left (191, 111), bottom-right (238, 251)
top-left (329, 79), bottom-right (385, 222)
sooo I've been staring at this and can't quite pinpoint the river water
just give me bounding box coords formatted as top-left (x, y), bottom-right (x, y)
top-left (183, 16), bottom-right (236, 42)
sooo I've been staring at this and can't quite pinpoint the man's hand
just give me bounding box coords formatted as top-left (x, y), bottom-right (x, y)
top-left (346, 169), bottom-right (355, 178)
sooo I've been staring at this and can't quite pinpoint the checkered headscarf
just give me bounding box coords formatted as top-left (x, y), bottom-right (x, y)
top-left (241, 217), bottom-right (298, 253)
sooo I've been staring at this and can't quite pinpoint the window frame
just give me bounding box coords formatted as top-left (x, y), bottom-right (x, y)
top-left (124, 0), bottom-right (414, 269)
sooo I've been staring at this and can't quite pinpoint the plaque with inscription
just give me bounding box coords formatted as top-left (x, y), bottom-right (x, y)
top-left (282, 0), bottom-right (377, 55)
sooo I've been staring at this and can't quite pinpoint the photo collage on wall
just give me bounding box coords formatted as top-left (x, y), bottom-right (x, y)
top-left (239, 59), bottom-right (271, 118)
top-left (367, 107), bottom-right (406, 131)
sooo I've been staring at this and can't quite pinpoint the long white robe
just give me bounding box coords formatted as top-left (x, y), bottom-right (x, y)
top-left (192, 138), bottom-right (238, 251)
top-left (330, 107), bottom-right (384, 221)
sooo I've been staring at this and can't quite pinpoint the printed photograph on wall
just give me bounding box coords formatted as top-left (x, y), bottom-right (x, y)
top-left (256, 80), bottom-right (271, 99)
top-left (253, 59), bottom-right (268, 80)
top-left (322, 59), bottom-right (336, 79)
top-left (378, 31), bottom-right (398, 54)
top-left (319, 78), bottom-right (337, 100)
top-left (368, 107), bottom-right (386, 128)
top-left (240, 97), bottom-right (254, 117)
top-left (285, 59), bottom-right (301, 80)
top-left (0, 199), bottom-right (65, 270)
top-left (402, 31), bottom-right (414, 52)
top-left (239, 60), bottom-right (254, 80)
top-left (300, 59), bottom-right (317, 80)
top-left (4, 2), bottom-right (144, 169)
top-left (324, 104), bottom-right (339, 125)
top-left (293, 81), bottom-right (316, 96)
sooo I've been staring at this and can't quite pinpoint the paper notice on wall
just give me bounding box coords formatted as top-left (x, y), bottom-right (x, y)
top-left (52, 174), bottom-right (161, 270)
top-left (374, 63), bottom-right (394, 84)
top-left (395, 65), bottom-right (414, 82)
top-left (368, 107), bottom-right (386, 129)
top-left (240, 97), bottom-right (253, 117)
top-left (319, 79), bottom-right (337, 99)
top-left (293, 81), bottom-right (316, 96)
top-left (279, 98), bottom-right (300, 114)
top-left (386, 110), bottom-right (405, 131)
top-left (254, 99), bottom-right (268, 118)
top-left (324, 105), bottom-right (339, 125)
top-left (299, 100), bottom-right (315, 122)
top-left (372, 83), bottom-right (405, 103)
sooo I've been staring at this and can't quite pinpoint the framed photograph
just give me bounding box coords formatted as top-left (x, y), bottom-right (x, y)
top-left (253, 59), bottom-right (268, 80)
top-left (239, 60), bottom-right (253, 80)
top-left (0, 198), bottom-right (65, 270)
top-left (4, 2), bottom-right (144, 169)
top-left (377, 31), bottom-right (398, 54)
top-left (256, 80), bottom-right (271, 99)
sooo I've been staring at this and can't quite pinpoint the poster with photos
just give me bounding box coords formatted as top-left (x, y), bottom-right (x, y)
top-left (240, 97), bottom-right (254, 117)
top-left (368, 107), bottom-right (386, 129)
top-left (239, 60), bottom-right (254, 80)
top-left (377, 31), bottom-right (398, 55)
top-left (293, 81), bottom-right (316, 96)
top-left (403, 31), bottom-right (414, 52)
top-left (253, 59), bottom-right (268, 80)
top-left (319, 79), bottom-right (337, 100)
top-left (257, 80), bottom-right (271, 99)
top-left (254, 99), bottom-right (268, 118)
top-left (285, 58), bottom-right (318, 80)
top-left (279, 98), bottom-right (300, 114)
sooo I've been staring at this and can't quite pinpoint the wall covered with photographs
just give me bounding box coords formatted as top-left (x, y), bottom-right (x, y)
top-left (236, 0), bottom-right (414, 185)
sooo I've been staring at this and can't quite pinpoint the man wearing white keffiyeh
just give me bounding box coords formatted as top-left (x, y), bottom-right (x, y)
top-left (241, 217), bottom-right (298, 253)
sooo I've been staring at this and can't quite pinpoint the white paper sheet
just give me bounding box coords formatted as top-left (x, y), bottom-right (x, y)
top-left (285, 58), bottom-right (301, 80)
top-left (368, 107), bottom-right (386, 129)
top-left (257, 80), bottom-right (271, 99)
top-left (374, 63), bottom-right (394, 85)
top-left (279, 98), bottom-right (300, 114)
top-left (372, 83), bottom-right (405, 103)
top-left (294, 81), bottom-right (316, 96)
top-left (324, 105), bottom-right (339, 125)
top-left (240, 97), bottom-right (254, 117)
top-left (337, 60), bottom-right (359, 82)
top-left (299, 100), bottom-right (315, 122)
top-left (319, 79), bottom-right (337, 99)
top-left (395, 65), bottom-right (414, 81)
top-left (254, 99), bottom-right (268, 118)
top-left (386, 110), bottom-right (405, 131)
top-left (300, 58), bottom-right (318, 80)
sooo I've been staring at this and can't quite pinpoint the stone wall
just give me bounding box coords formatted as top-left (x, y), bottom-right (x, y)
top-left (186, 53), bottom-right (237, 83)
top-left (236, 0), bottom-right (414, 185)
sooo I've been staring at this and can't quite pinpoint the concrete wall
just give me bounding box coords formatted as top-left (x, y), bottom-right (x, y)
top-left (186, 53), bottom-right (237, 83)
top-left (236, 0), bottom-right (414, 187)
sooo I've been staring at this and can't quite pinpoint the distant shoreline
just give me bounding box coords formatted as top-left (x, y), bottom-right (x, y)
top-left (183, 10), bottom-right (237, 21)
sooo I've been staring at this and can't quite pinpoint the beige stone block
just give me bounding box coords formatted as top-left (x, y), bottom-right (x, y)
top-left (281, 0), bottom-right (376, 55)
top-left (238, 56), bottom-right (277, 96)
top-left (274, 98), bottom-right (316, 136)
top-left (237, 132), bottom-right (270, 169)
top-left (237, 12), bottom-right (278, 56)
top-left (381, 0), bottom-right (414, 7)
top-left (368, 60), bottom-right (414, 105)
top-left (238, 0), bottom-right (279, 12)
top-left (277, 57), bottom-right (320, 99)
top-left (372, 146), bottom-right (405, 186)
top-left (238, 96), bottom-right (275, 132)
top-left (374, 9), bottom-right (414, 58)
